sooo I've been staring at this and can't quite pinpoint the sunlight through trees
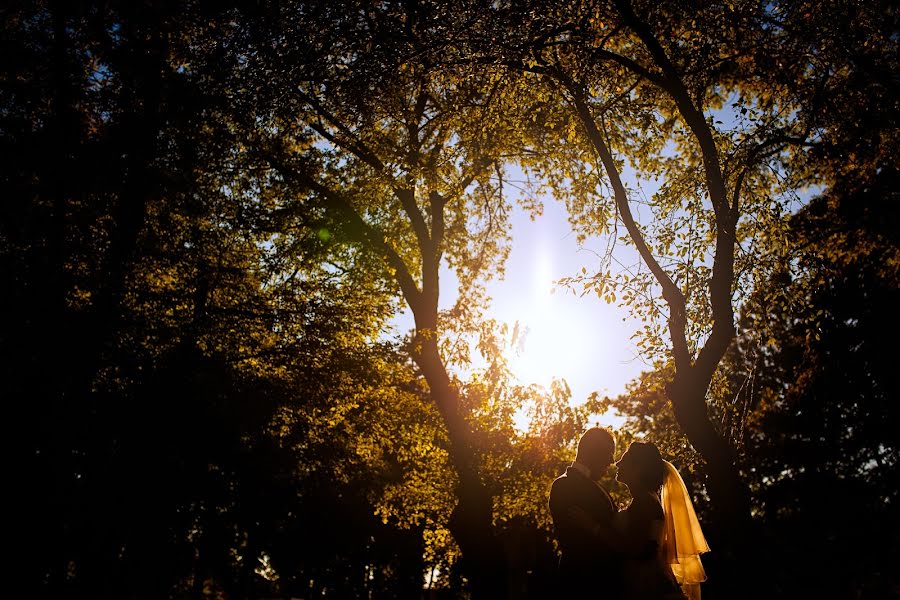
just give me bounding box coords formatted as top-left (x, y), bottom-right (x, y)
top-left (5, 1), bottom-right (896, 598)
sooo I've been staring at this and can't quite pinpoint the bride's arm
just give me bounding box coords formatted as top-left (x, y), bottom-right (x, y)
top-left (566, 506), bottom-right (625, 550)
top-left (618, 522), bottom-right (661, 559)
top-left (619, 500), bottom-right (666, 559)
top-left (567, 505), bottom-right (659, 560)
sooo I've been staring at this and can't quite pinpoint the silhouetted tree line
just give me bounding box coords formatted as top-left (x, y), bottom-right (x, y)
top-left (3, 1), bottom-right (897, 598)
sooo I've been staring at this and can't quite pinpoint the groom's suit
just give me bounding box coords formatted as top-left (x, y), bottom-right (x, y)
top-left (549, 463), bottom-right (622, 598)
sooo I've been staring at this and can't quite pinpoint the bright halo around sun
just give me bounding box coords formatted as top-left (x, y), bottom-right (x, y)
top-left (502, 248), bottom-right (596, 392)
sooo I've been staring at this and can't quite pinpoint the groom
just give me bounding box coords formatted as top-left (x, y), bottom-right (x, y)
top-left (548, 426), bottom-right (622, 598)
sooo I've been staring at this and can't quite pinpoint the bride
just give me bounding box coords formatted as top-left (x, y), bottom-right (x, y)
top-left (613, 442), bottom-right (710, 600)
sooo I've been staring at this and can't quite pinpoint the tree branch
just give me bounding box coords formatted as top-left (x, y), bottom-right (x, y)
top-left (299, 88), bottom-right (437, 296)
top-left (554, 68), bottom-right (693, 371)
top-left (592, 47), bottom-right (668, 89)
top-left (614, 0), bottom-right (737, 379)
top-left (269, 155), bottom-right (423, 312)
top-left (298, 89), bottom-right (390, 175)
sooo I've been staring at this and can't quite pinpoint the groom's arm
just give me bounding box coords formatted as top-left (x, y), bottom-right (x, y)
top-left (549, 477), bottom-right (585, 547)
top-left (549, 479), bottom-right (621, 552)
top-left (568, 505), bottom-right (623, 551)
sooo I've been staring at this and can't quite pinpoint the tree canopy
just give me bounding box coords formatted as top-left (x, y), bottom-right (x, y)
top-left (5, 0), bottom-right (897, 598)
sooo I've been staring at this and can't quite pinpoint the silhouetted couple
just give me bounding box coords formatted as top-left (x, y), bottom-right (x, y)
top-left (549, 427), bottom-right (709, 599)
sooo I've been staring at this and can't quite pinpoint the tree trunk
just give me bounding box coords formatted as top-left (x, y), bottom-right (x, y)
top-left (667, 368), bottom-right (760, 597)
top-left (415, 339), bottom-right (505, 599)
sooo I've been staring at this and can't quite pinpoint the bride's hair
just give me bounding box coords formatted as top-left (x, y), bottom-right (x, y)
top-left (627, 441), bottom-right (666, 491)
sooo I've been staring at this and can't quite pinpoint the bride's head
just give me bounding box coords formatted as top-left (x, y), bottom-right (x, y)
top-left (615, 441), bottom-right (666, 493)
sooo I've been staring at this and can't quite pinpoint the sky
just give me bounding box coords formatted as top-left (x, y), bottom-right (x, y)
top-left (389, 192), bottom-right (651, 430)
top-left (483, 198), bottom-right (649, 428)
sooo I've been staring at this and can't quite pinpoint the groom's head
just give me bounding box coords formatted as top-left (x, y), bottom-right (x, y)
top-left (575, 426), bottom-right (615, 481)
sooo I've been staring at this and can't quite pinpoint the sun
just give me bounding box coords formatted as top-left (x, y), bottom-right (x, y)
top-left (480, 201), bottom-right (647, 430)
top-left (502, 252), bottom-right (596, 393)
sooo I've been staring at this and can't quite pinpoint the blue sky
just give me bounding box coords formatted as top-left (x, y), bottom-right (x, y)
top-left (388, 193), bottom-right (650, 430)
top-left (487, 197), bottom-right (648, 399)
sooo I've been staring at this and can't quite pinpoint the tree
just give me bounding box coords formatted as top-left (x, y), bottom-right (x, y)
top-left (460, 0), bottom-right (895, 578)
top-left (471, 1), bottom-right (789, 571)
top-left (588, 1), bottom-right (899, 593)
top-left (9, 1), bottom-right (895, 596)
top-left (3, 3), bottom-right (418, 596)
top-left (193, 1), bottom-right (546, 595)
top-left (736, 179), bottom-right (899, 597)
